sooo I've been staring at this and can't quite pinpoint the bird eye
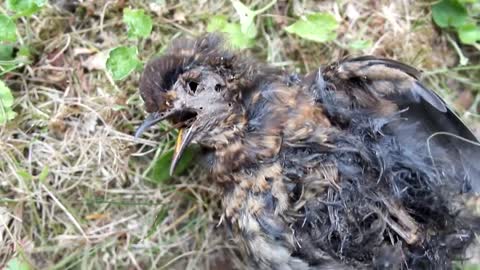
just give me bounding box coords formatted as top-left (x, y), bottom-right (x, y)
top-left (188, 81), bottom-right (198, 94)
top-left (215, 84), bottom-right (222, 92)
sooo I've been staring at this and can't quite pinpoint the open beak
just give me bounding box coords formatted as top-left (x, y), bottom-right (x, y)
top-left (135, 111), bottom-right (175, 139)
top-left (135, 110), bottom-right (199, 176)
top-left (170, 123), bottom-right (197, 175)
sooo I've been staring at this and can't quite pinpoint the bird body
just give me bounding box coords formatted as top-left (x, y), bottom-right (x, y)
top-left (136, 34), bottom-right (480, 269)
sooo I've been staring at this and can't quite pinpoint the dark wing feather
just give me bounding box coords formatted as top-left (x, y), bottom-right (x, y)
top-left (310, 56), bottom-right (480, 192)
top-left (335, 56), bottom-right (447, 112)
top-left (346, 55), bottom-right (422, 79)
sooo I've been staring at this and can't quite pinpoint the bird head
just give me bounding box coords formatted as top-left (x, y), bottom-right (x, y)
top-left (135, 34), bottom-right (256, 175)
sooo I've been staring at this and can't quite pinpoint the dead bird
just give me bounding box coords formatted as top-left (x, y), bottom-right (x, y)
top-left (135, 34), bottom-right (480, 270)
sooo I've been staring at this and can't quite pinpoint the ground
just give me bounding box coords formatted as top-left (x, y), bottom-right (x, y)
top-left (0, 0), bottom-right (479, 269)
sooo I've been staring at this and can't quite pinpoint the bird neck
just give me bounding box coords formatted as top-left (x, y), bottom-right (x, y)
top-left (209, 81), bottom-right (332, 181)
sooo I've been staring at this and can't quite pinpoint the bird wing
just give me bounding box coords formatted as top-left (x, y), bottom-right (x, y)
top-left (305, 56), bottom-right (480, 193)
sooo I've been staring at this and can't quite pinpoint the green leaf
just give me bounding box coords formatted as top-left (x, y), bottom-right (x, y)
top-left (6, 0), bottom-right (45, 17)
top-left (285, 13), bottom-right (339, 43)
top-left (457, 23), bottom-right (480, 44)
top-left (207, 15), bottom-right (228, 32)
top-left (3, 110), bottom-right (16, 121)
top-left (106, 46), bottom-right (141, 81)
top-left (6, 257), bottom-right (31, 270)
top-left (0, 80), bottom-right (16, 125)
top-left (230, 0), bottom-right (276, 38)
top-left (123, 8), bottom-right (153, 39)
top-left (0, 45), bottom-right (15, 60)
top-left (17, 169), bottom-right (33, 181)
top-left (222, 22), bottom-right (255, 49)
top-left (0, 14), bottom-right (17, 42)
top-left (38, 166), bottom-right (49, 182)
top-left (0, 81), bottom-right (14, 108)
top-left (17, 46), bottom-right (31, 58)
top-left (207, 15), bottom-right (255, 49)
top-left (349, 39), bottom-right (372, 50)
top-left (231, 0), bottom-right (257, 38)
top-left (0, 46), bottom-right (31, 74)
top-left (432, 0), bottom-right (468, 28)
top-left (148, 146), bottom-right (198, 183)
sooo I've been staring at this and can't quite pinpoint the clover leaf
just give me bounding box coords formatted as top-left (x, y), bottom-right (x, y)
top-left (123, 8), bottom-right (153, 39)
top-left (285, 13), bottom-right (339, 43)
top-left (106, 46), bottom-right (142, 81)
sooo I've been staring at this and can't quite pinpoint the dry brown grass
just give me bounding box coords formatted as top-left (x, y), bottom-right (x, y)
top-left (1, 0), bottom-right (479, 269)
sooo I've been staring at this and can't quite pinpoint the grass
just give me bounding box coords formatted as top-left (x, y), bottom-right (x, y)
top-left (0, 0), bottom-right (479, 269)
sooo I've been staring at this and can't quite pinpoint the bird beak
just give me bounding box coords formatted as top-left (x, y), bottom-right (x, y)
top-left (170, 123), bottom-right (197, 175)
top-left (136, 110), bottom-right (200, 176)
top-left (135, 111), bottom-right (181, 139)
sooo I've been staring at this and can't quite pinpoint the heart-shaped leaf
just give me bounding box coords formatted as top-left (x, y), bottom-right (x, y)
top-left (106, 46), bottom-right (142, 80)
top-left (123, 8), bottom-right (153, 39)
top-left (285, 13), bottom-right (339, 43)
top-left (432, 0), bottom-right (468, 28)
top-left (0, 14), bottom-right (17, 42)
